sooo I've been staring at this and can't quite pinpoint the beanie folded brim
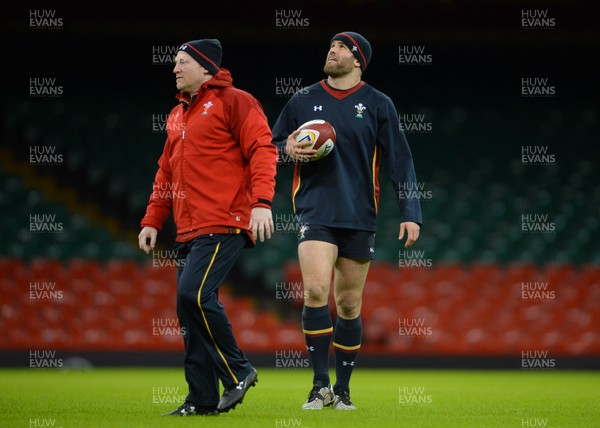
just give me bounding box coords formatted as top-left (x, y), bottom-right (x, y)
top-left (331, 31), bottom-right (371, 71)
top-left (178, 39), bottom-right (222, 75)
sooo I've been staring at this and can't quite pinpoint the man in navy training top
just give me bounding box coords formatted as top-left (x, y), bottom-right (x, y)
top-left (272, 31), bottom-right (423, 410)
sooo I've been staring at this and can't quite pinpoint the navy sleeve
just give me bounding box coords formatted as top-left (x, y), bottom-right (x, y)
top-left (271, 96), bottom-right (299, 167)
top-left (378, 97), bottom-right (423, 227)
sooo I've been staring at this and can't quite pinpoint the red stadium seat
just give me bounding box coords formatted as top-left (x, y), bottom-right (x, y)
top-left (2, 259), bottom-right (597, 357)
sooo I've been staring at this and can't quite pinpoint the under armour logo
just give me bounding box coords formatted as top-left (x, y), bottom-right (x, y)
top-left (352, 46), bottom-right (358, 52)
top-left (314, 105), bottom-right (322, 111)
top-left (342, 361), bottom-right (355, 367)
top-left (236, 382), bottom-right (244, 390)
top-left (307, 345), bottom-right (315, 351)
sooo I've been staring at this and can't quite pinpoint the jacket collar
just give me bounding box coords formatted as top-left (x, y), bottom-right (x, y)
top-left (176, 68), bottom-right (233, 105)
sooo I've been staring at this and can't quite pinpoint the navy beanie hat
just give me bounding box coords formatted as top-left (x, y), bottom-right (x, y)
top-left (330, 31), bottom-right (372, 71)
top-left (178, 39), bottom-right (222, 75)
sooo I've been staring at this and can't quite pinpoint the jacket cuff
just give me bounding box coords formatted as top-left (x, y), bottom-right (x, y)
top-left (140, 217), bottom-right (163, 231)
top-left (252, 198), bottom-right (272, 209)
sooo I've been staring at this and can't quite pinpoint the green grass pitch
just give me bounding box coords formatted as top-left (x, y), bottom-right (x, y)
top-left (1, 368), bottom-right (598, 427)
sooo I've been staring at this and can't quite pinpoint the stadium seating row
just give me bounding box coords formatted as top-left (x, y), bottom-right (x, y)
top-left (2, 258), bottom-right (598, 356)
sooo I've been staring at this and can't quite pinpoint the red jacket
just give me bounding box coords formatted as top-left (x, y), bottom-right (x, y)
top-left (140, 69), bottom-right (277, 245)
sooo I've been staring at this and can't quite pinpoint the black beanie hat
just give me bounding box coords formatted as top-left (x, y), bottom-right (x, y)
top-left (330, 31), bottom-right (372, 71)
top-left (178, 39), bottom-right (222, 75)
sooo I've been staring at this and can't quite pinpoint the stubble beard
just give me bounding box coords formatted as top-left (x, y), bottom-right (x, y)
top-left (323, 60), bottom-right (353, 78)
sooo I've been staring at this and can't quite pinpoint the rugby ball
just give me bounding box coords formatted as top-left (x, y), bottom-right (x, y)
top-left (296, 119), bottom-right (336, 161)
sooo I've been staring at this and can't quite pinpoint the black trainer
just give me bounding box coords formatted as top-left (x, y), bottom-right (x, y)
top-left (162, 401), bottom-right (219, 416)
top-left (217, 367), bottom-right (258, 413)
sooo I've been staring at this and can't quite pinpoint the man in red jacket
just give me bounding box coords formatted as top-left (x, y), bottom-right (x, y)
top-left (138, 38), bottom-right (277, 416)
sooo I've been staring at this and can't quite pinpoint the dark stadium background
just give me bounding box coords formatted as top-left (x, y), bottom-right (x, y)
top-left (1, 1), bottom-right (598, 368)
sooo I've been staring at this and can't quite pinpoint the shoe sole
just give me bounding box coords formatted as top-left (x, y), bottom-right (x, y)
top-left (333, 404), bottom-right (357, 410)
top-left (301, 403), bottom-right (333, 410)
top-left (217, 376), bottom-right (258, 414)
top-left (162, 409), bottom-right (220, 416)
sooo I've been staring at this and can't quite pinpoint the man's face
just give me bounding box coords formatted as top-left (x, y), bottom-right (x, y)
top-left (172, 51), bottom-right (209, 94)
top-left (323, 40), bottom-right (360, 78)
